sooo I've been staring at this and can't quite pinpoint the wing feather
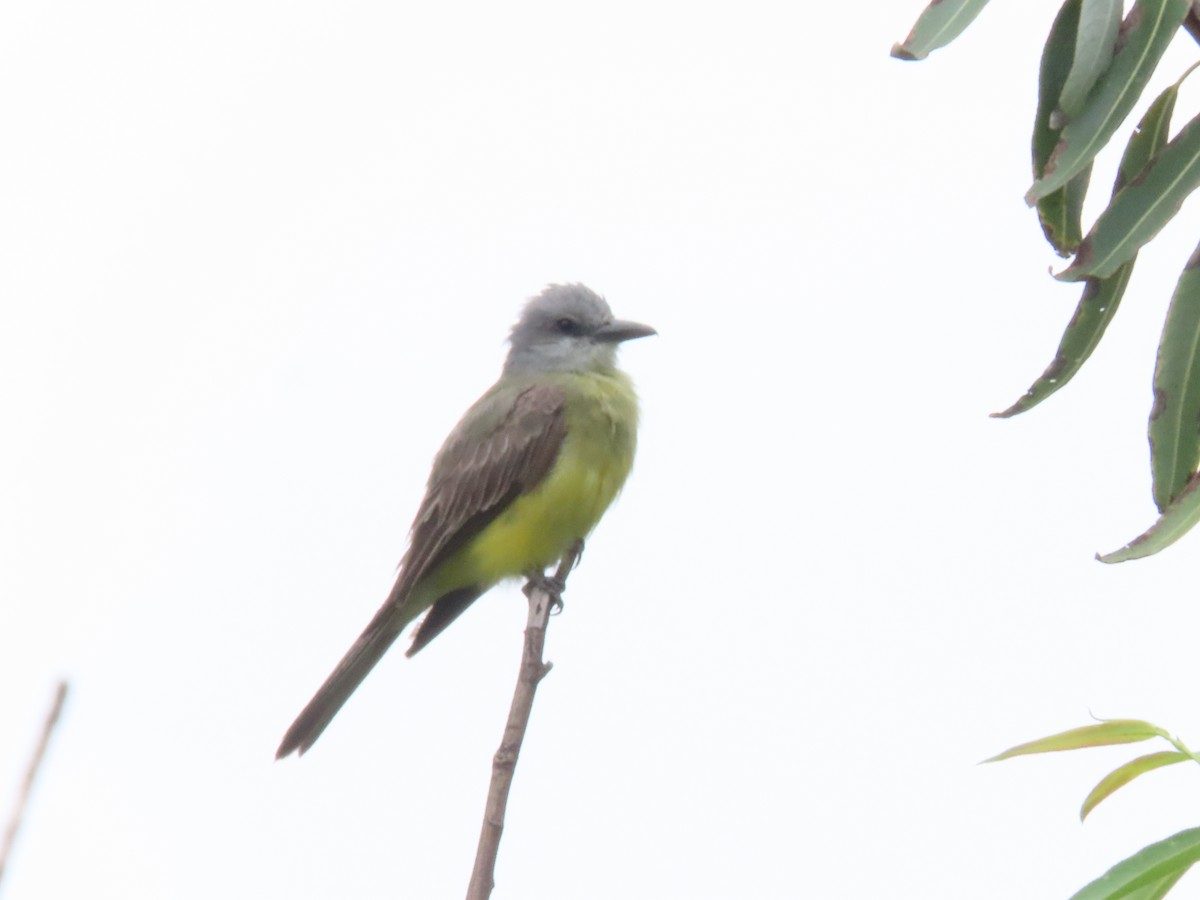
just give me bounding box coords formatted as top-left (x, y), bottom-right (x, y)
top-left (275, 381), bottom-right (567, 757)
top-left (386, 381), bottom-right (567, 607)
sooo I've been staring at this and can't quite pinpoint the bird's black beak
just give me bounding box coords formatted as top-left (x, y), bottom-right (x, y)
top-left (593, 319), bottom-right (657, 344)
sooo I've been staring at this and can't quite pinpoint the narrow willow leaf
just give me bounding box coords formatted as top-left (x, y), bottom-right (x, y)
top-left (1034, 0), bottom-right (1082, 175)
top-left (994, 85), bottom-right (1176, 416)
top-left (1076, 868), bottom-right (1187, 900)
top-left (992, 267), bottom-right (1132, 417)
top-left (1125, 872), bottom-right (1188, 900)
top-left (1106, 869), bottom-right (1187, 900)
top-left (1034, 0), bottom-right (1089, 254)
top-left (1026, 0), bottom-right (1189, 204)
top-left (1112, 84), bottom-right (1182, 193)
top-left (1069, 827), bottom-right (1200, 900)
top-left (891, 0), bottom-right (992, 61)
top-left (984, 720), bottom-right (1167, 763)
top-left (1098, 469), bottom-right (1200, 561)
top-left (1150, 242), bottom-right (1200, 509)
top-left (1058, 0), bottom-right (1123, 121)
top-left (1059, 110), bottom-right (1200, 281)
top-left (1081, 751), bottom-right (1191, 821)
top-left (1040, 170), bottom-right (1094, 255)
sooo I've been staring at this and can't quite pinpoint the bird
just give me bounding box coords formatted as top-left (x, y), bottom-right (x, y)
top-left (276, 284), bottom-right (655, 757)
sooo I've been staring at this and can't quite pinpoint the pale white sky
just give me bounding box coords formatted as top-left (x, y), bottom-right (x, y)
top-left (5, 2), bottom-right (1200, 898)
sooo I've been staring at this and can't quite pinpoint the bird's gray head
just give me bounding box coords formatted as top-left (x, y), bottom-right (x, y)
top-left (503, 284), bottom-right (656, 375)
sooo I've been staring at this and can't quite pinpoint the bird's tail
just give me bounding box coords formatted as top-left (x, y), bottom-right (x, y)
top-left (276, 600), bottom-right (413, 759)
top-left (277, 575), bottom-right (492, 758)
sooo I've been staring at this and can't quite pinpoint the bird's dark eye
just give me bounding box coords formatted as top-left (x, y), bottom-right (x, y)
top-left (555, 317), bottom-right (580, 335)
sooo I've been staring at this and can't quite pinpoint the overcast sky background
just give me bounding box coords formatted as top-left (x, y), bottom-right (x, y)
top-left (6, 2), bottom-right (1200, 898)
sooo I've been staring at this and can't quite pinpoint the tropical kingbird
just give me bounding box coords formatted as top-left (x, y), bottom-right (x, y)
top-left (277, 284), bottom-right (654, 757)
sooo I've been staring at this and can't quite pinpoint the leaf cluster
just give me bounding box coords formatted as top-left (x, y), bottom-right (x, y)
top-left (895, 3), bottom-right (1200, 897)
top-left (897, 0), bottom-right (1200, 562)
top-left (987, 719), bottom-right (1200, 899)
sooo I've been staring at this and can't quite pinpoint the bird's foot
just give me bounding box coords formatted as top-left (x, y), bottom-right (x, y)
top-left (523, 542), bottom-right (586, 613)
top-left (524, 571), bottom-right (567, 613)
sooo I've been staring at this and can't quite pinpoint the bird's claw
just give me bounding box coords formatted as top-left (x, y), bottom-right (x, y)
top-left (524, 572), bottom-right (567, 613)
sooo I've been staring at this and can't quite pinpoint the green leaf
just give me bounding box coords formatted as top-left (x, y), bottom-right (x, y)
top-left (1059, 110), bottom-right (1200, 281)
top-left (1109, 870), bottom-right (1188, 900)
top-left (992, 268), bottom-right (1132, 417)
top-left (1150, 242), bottom-right (1200, 509)
top-left (1068, 827), bottom-right (1200, 900)
top-left (1081, 751), bottom-right (1191, 821)
top-left (1058, 0), bottom-right (1123, 121)
top-left (1112, 83), bottom-right (1182, 193)
top-left (1033, 0), bottom-right (1092, 255)
top-left (984, 720), bottom-right (1167, 763)
top-left (1026, 0), bottom-right (1190, 204)
top-left (1034, 0), bottom-right (1083, 173)
top-left (1097, 469), bottom-right (1200, 561)
top-left (994, 84), bottom-right (1176, 416)
top-left (891, 0), bottom-right (992, 61)
top-left (1039, 170), bottom-right (1094, 256)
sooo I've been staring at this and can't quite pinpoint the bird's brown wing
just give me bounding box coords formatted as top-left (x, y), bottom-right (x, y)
top-left (276, 381), bottom-right (566, 757)
top-left (390, 380), bottom-right (568, 607)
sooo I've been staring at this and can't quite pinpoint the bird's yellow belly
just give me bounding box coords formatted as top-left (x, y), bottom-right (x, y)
top-left (466, 436), bottom-right (630, 583)
top-left (466, 370), bottom-right (637, 584)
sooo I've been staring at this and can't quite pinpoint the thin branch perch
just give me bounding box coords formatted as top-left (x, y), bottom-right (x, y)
top-left (0, 680), bottom-right (69, 892)
top-left (465, 542), bottom-right (583, 900)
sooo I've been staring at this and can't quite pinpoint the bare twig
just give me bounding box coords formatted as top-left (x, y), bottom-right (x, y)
top-left (0, 681), bottom-right (69, 892)
top-left (465, 542), bottom-right (584, 900)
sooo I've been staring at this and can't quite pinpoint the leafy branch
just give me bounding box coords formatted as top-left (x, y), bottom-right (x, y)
top-left (895, 0), bottom-right (1200, 562)
top-left (986, 718), bottom-right (1200, 898)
